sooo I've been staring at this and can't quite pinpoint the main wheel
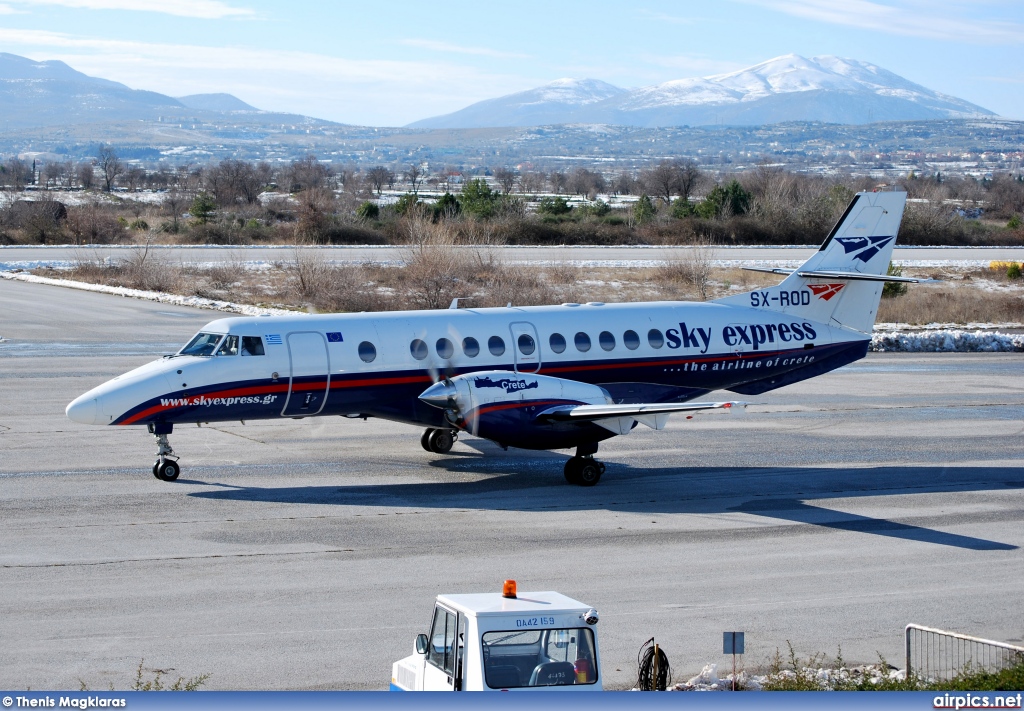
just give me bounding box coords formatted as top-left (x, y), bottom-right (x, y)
top-left (577, 460), bottom-right (603, 487)
top-left (155, 459), bottom-right (180, 482)
top-left (427, 428), bottom-right (455, 454)
top-left (420, 428), bottom-right (434, 452)
top-left (153, 461), bottom-right (161, 479)
top-left (563, 457), bottom-right (582, 485)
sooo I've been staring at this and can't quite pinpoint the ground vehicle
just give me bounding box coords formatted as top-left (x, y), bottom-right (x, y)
top-left (390, 581), bottom-right (602, 691)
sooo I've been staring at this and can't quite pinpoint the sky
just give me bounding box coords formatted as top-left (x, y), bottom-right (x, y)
top-left (0, 0), bottom-right (1022, 126)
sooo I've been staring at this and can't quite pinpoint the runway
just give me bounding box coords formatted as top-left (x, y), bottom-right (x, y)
top-left (1, 277), bottom-right (1023, 691)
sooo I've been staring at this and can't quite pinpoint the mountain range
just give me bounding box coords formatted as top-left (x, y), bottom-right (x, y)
top-left (408, 54), bottom-right (995, 129)
top-left (0, 52), bottom-right (272, 131)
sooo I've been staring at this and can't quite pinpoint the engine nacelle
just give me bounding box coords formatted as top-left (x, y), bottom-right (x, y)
top-left (418, 371), bottom-right (616, 450)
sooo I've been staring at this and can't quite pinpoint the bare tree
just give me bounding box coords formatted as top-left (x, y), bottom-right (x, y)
top-left (366, 166), bottom-right (390, 196)
top-left (549, 170), bottom-right (568, 194)
top-left (440, 166), bottom-right (461, 193)
top-left (3, 158), bottom-right (31, 191)
top-left (406, 163), bottom-right (423, 194)
top-left (163, 188), bottom-right (190, 232)
top-left (95, 146), bottom-right (124, 192)
top-left (76, 162), bottom-right (94, 190)
top-left (517, 171), bottom-right (546, 194)
top-left (125, 166), bottom-right (146, 193)
top-left (493, 167), bottom-right (517, 195)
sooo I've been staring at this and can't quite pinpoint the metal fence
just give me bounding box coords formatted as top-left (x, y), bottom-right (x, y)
top-left (906, 624), bottom-right (1024, 681)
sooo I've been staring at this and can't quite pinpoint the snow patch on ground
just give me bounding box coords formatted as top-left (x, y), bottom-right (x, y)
top-left (669, 662), bottom-right (907, 691)
top-left (871, 330), bottom-right (1024, 352)
top-left (0, 271), bottom-right (297, 317)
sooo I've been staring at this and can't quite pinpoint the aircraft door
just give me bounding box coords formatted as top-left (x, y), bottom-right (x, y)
top-left (509, 321), bottom-right (541, 374)
top-left (282, 332), bottom-right (330, 417)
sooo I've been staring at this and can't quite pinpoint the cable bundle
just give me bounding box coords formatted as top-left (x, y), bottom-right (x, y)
top-left (636, 637), bottom-right (671, 690)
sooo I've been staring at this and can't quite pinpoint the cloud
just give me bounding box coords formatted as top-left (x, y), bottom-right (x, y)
top-left (636, 9), bottom-right (694, 25)
top-left (0, 3), bottom-right (27, 13)
top-left (0, 27), bottom-right (532, 125)
top-left (399, 39), bottom-right (529, 59)
top-left (740, 0), bottom-right (1024, 43)
top-left (5, 0), bottom-right (253, 19)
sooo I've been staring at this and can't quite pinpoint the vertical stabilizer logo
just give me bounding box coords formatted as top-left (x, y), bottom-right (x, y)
top-left (808, 283), bottom-right (846, 301)
top-left (834, 235), bottom-right (895, 262)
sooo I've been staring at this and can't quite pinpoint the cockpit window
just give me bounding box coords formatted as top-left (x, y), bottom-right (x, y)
top-left (216, 335), bottom-right (239, 356)
top-left (241, 336), bottom-right (265, 356)
top-left (179, 332), bottom-right (223, 357)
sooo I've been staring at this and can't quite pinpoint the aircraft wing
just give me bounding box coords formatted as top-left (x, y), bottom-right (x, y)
top-left (536, 401), bottom-right (747, 434)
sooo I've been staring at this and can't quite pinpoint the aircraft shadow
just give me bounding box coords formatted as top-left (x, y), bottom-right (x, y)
top-left (186, 458), bottom-right (1023, 552)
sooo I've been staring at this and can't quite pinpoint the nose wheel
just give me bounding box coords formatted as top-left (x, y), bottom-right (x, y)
top-left (152, 431), bottom-right (181, 481)
top-left (420, 428), bottom-right (457, 454)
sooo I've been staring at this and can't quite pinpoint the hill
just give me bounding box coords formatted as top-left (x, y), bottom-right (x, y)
top-left (409, 54), bottom-right (995, 128)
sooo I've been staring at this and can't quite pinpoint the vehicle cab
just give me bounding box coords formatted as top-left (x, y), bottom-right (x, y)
top-left (391, 581), bottom-right (602, 691)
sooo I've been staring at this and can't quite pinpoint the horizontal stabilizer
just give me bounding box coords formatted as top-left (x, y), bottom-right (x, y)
top-left (795, 269), bottom-right (933, 283)
top-left (742, 266), bottom-right (932, 283)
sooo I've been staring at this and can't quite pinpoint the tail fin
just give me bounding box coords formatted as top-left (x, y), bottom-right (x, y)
top-left (715, 190), bottom-right (908, 334)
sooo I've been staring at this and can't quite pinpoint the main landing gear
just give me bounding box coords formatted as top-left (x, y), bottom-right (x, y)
top-left (148, 422), bottom-right (180, 482)
top-left (420, 428), bottom-right (457, 454)
top-left (564, 443), bottom-right (605, 487)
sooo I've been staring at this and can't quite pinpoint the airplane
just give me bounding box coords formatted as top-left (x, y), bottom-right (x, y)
top-left (66, 190), bottom-right (923, 486)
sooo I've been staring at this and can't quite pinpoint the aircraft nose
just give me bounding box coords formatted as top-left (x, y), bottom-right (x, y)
top-left (66, 394), bottom-right (100, 425)
top-left (419, 380), bottom-right (457, 409)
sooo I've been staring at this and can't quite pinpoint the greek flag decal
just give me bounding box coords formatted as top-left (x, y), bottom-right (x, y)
top-left (265, 334), bottom-right (283, 345)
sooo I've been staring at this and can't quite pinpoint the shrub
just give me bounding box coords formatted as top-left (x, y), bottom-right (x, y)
top-left (356, 201), bottom-right (379, 220)
top-left (432, 192), bottom-right (461, 219)
top-left (671, 197), bottom-right (695, 219)
top-left (1008, 262), bottom-right (1022, 279)
top-left (578, 199), bottom-right (610, 218)
top-left (190, 192), bottom-right (217, 224)
top-left (538, 196), bottom-right (572, 215)
top-left (394, 193), bottom-right (420, 216)
top-left (1008, 215), bottom-right (1022, 230)
top-left (882, 261), bottom-right (908, 298)
top-left (129, 218), bottom-right (149, 231)
top-left (633, 194), bottom-right (656, 225)
top-left (460, 178), bottom-right (499, 219)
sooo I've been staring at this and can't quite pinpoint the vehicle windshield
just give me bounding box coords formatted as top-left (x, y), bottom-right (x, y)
top-left (178, 332), bottom-right (224, 357)
top-left (482, 627), bottom-right (597, 688)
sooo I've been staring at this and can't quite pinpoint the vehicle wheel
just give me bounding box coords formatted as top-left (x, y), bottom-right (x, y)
top-left (563, 457), bottom-right (582, 485)
top-left (153, 462), bottom-right (161, 478)
top-left (155, 460), bottom-right (180, 481)
top-left (427, 428), bottom-right (454, 454)
top-left (577, 460), bottom-right (602, 487)
top-left (420, 428), bottom-right (434, 452)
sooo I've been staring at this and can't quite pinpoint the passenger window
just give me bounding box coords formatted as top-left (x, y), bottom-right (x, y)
top-left (517, 333), bottom-right (536, 356)
top-left (426, 607), bottom-right (457, 676)
top-left (599, 331), bottom-right (615, 351)
top-left (623, 330), bottom-right (640, 350)
top-left (462, 337), bottom-right (480, 357)
top-left (648, 329), bottom-right (665, 349)
top-left (216, 335), bottom-right (239, 356)
top-left (436, 338), bottom-right (454, 359)
top-left (574, 332), bottom-right (591, 352)
top-left (549, 333), bottom-right (566, 354)
top-left (488, 336), bottom-right (505, 356)
top-left (410, 339), bottom-right (428, 360)
top-left (358, 341), bottom-right (377, 363)
top-left (241, 336), bottom-right (265, 356)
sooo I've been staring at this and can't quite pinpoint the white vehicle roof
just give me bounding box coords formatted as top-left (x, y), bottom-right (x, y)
top-left (437, 591), bottom-right (590, 617)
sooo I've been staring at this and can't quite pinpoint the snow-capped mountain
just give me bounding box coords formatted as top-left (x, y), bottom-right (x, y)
top-left (406, 78), bottom-right (627, 129)
top-left (409, 54), bottom-right (994, 128)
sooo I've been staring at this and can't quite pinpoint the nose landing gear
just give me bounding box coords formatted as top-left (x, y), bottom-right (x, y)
top-left (420, 428), bottom-right (457, 454)
top-left (148, 423), bottom-right (180, 482)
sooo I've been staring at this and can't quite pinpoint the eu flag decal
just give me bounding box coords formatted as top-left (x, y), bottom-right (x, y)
top-left (265, 334), bottom-right (283, 345)
top-left (326, 332), bottom-right (344, 343)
